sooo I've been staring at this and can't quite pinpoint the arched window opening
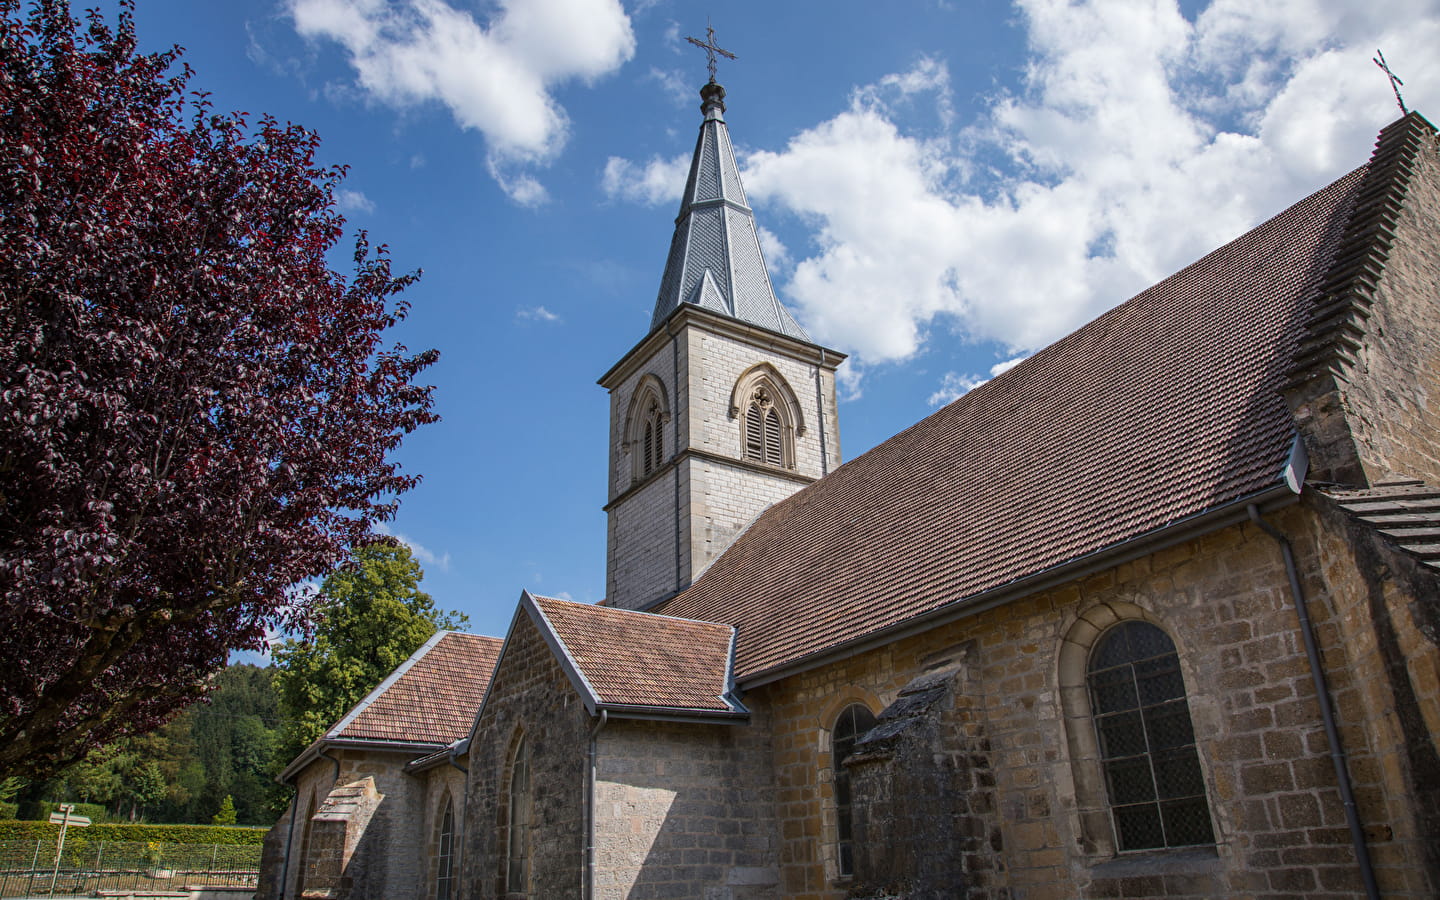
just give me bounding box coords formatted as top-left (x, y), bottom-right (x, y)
top-left (625, 377), bottom-right (670, 484)
top-left (832, 703), bottom-right (877, 877)
top-left (506, 738), bottom-right (531, 896)
top-left (744, 386), bottom-right (784, 466)
top-left (641, 399), bottom-right (664, 476)
top-left (436, 797), bottom-right (456, 900)
top-left (295, 789), bottom-right (316, 895)
top-left (1088, 621), bottom-right (1214, 852)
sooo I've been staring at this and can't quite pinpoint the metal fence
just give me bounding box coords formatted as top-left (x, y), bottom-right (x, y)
top-left (0, 839), bottom-right (260, 898)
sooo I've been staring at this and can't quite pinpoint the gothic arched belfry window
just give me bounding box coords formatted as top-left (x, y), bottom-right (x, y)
top-left (624, 375), bottom-right (670, 484)
top-left (745, 386), bottom-right (783, 466)
top-left (730, 364), bottom-right (803, 469)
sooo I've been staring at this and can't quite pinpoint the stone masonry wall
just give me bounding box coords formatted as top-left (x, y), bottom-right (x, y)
top-left (1340, 135), bottom-right (1440, 485)
top-left (259, 748), bottom-right (425, 900)
top-left (593, 716), bottom-right (780, 900)
top-left (757, 507), bottom-right (1438, 900)
top-left (463, 611), bottom-right (592, 899)
top-left (605, 316), bottom-right (842, 610)
top-left (606, 333), bottom-right (681, 609)
top-left (1301, 493), bottom-right (1440, 893)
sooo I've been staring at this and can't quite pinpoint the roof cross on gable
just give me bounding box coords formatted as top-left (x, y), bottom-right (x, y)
top-left (1373, 50), bottom-right (1409, 115)
top-left (686, 23), bottom-right (736, 84)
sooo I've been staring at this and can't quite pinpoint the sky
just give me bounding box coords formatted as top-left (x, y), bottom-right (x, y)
top-left (103, 0), bottom-right (1440, 650)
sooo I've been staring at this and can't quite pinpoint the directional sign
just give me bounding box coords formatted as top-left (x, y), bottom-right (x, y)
top-left (48, 812), bottom-right (90, 826)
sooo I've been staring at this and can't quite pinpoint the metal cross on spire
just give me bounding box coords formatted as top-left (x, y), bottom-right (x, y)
top-left (1373, 50), bottom-right (1409, 116)
top-left (686, 23), bottom-right (736, 84)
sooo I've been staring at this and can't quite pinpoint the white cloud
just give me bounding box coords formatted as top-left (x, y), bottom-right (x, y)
top-left (756, 226), bottom-right (790, 274)
top-left (289, 0), bottom-right (635, 201)
top-left (928, 371), bottom-right (989, 406)
top-left (927, 355), bottom-right (1030, 406)
top-left (601, 153), bottom-right (689, 205)
top-left (517, 305), bottom-right (562, 322)
top-left (334, 188), bottom-right (376, 214)
top-left (373, 523), bottom-right (452, 572)
top-left (604, 1), bottom-right (1438, 386)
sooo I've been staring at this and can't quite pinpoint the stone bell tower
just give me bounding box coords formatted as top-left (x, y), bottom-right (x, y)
top-left (599, 73), bottom-right (845, 611)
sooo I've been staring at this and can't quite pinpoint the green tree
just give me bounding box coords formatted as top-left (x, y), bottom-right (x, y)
top-left (273, 543), bottom-right (466, 767)
top-left (212, 794), bottom-right (237, 826)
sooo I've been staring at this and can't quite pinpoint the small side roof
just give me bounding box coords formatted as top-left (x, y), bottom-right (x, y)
top-left (523, 592), bottom-right (744, 719)
top-left (280, 630), bottom-right (503, 781)
top-left (331, 630), bottom-right (503, 744)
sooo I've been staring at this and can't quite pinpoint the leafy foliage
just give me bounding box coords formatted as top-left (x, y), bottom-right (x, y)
top-left (40, 663), bottom-right (282, 824)
top-left (274, 543), bottom-right (466, 766)
top-left (211, 794), bottom-right (236, 826)
top-left (0, 0), bottom-right (438, 778)
top-left (0, 820), bottom-right (266, 845)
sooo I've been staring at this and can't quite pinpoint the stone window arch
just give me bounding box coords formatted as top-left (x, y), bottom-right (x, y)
top-left (831, 702), bottom-right (877, 877)
top-left (624, 375), bottom-right (670, 483)
top-left (1059, 604), bottom-right (1215, 856)
top-left (504, 734), bottom-right (532, 897)
top-left (729, 363), bottom-right (804, 468)
top-left (294, 787), bottom-right (317, 895)
top-left (435, 794), bottom-right (457, 900)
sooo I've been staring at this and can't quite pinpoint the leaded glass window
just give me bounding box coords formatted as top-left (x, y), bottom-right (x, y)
top-left (506, 738), bottom-right (531, 895)
top-left (1088, 621), bottom-right (1214, 852)
top-left (832, 703), bottom-right (877, 876)
top-left (436, 798), bottom-right (456, 900)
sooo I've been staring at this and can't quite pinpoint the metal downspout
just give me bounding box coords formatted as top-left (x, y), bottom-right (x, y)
top-left (585, 710), bottom-right (610, 900)
top-left (1247, 505), bottom-right (1380, 900)
top-left (814, 349), bottom-right (829, 476)
top-left (448, 749), bottom-right (469, 892)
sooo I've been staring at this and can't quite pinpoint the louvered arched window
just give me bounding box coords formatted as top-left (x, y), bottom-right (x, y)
top-left (744, 386), bottom-right (785, 466)
top-left (625, 376), bottom-right (670, 484)
top-left (641, 399), bottom-right (664, 476)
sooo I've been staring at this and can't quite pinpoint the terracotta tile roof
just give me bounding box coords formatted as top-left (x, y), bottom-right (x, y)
top-left (332, 631), bottom-right (503, 745)
top-left (661, 161), bottom-right (1373, 680)
top-left (528, 593), bottom-right (738, 713)
top-left (1320, 481), bottom-right (1440, 570)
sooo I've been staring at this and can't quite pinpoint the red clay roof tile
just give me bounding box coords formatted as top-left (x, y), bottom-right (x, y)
top-left (529, 594), bottom-right (736, 712)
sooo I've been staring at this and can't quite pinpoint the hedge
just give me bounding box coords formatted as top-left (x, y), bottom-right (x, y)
top-left (0, 821), bottom-right (266, 845)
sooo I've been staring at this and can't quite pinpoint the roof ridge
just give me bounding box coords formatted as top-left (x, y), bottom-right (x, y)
top-left (1285, 112), bottom-right (1438, 389)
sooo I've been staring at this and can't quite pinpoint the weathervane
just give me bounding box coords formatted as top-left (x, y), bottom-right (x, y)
top-left (1373, 50), bottom-right (1408, 116)
top-left (686, 22), bottom-right (736, 84)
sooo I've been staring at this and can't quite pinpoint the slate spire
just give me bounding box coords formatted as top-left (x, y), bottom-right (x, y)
top-left (650, 81), bottom-right (810, 340)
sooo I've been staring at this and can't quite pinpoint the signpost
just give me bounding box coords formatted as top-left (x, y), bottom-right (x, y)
top-left (46, 804), bottom-right (90, 898)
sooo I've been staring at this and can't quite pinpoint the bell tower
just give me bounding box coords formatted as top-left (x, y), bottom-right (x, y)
top-left (599, 68), bottom-right (845, 611)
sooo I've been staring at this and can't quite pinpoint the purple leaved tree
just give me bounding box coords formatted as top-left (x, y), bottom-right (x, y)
top-left (0, 0), bottom-right (439, 779)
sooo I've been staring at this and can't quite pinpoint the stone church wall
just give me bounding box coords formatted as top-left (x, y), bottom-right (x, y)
top-left (259, 747), bottom-right (428, 900)
top-left (463, 611), bottom-right (592, 899)
top-left (1302, 494), bottom-right (1440, 894)
top-left (593, 716), bottom-right (780, 899)
top-left (755, 506), bottom-right (1438, 899)
top-left (1337, 134), bottom-right (1440, 486)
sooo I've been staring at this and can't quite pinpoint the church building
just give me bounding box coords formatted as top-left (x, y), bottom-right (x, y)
top-left (256, 70), bottom-right (1440, 900)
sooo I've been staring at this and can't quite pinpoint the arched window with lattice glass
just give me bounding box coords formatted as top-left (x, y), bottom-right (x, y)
top-left (1088, 621), bottom-right (1214, 852)
top-left (506, 737), bottom-right (531, 896)
top-left (832, 703), bottom-right (877, 876)
top-left (435, 797), bottom-right (456, 900)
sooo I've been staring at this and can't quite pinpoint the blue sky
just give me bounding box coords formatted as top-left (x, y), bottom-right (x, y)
top-left (111, 0), bottom-right (1440, 647)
